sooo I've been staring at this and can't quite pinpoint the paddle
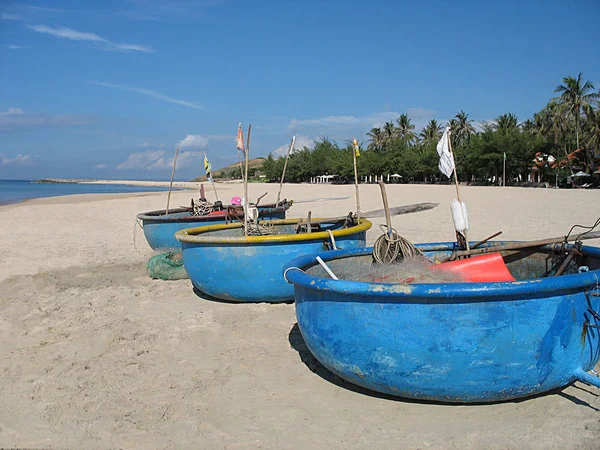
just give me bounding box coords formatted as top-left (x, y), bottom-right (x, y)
top-left (441, 230), bottom-right (600, 262)
top-left (294, 202), bottom-right (439, 226)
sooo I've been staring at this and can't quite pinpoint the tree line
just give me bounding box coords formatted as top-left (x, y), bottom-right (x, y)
top-left (262, 73), bottom-right (599, 186)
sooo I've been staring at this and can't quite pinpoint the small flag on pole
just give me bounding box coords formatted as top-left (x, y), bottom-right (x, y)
top-left (204, 154), bottom-right (213, 182)
top-left (436, 127), bottom-right (455, 178)
top-left (236, 123), bottom-right (245, 155)
top-left (352, 137), bottom-right (360, 157)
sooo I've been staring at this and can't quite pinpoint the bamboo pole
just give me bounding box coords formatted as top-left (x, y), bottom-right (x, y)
top-left (243, 124), bottom-right (252, 237)
top-left (447, 131), bottom-right (469, 250)
top-left (378, 180), bottom-right (392, 237)
top-left (276, 136), bottom-right (295, 205)
top-left (353, 139), bottom-right (361, 222)
top-left (205, 153), bottom-right (219, 201)
top-left (165, 147), bottom-right (179, 216)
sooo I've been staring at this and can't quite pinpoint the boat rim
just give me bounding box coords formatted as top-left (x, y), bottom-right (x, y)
top-left (283, 242), bottom-right (600, 302)
top-left (137, 203), bottom-right (289, 222)
top-left (175, 218), bottom-right (372, 244)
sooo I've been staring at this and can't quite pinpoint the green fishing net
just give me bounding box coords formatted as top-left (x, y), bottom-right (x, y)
top-left (147, 252), bottom-right (188, 280)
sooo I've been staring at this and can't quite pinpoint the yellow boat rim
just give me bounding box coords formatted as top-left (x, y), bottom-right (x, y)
top-left (175, 218), bottom-right (372, 244)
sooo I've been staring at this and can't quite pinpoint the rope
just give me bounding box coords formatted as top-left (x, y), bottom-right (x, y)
top-left (372, 224), bottom-right (428, 265)
top-left (192, 199), bottom-right (214, 216)
top-left (245, 220), bottom-right (275, 236)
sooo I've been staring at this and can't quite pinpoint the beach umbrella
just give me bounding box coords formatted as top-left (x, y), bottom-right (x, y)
top-left (572, 171), bottom-right (590, 177)
top-left (391, 174), bottom-right (402, 178)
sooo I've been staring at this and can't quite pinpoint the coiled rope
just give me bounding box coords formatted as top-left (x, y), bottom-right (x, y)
top-left (192, 199), bottom-right (214, 216)
top-left (372, 224), bottom-right (427, 265)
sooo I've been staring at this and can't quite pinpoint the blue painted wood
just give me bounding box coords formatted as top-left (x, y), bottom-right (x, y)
top-left (284, 243), bottom-right (600, 403)
top-left (178, 223), bottom-right (369, 303)
top-left (137, 206), bottom-right (288, 251)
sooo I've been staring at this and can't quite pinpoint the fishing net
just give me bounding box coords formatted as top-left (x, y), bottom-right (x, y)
top-left (307, 255), bottom-right (465, 284)
top-left (147, 252), bottom-right (189, 280)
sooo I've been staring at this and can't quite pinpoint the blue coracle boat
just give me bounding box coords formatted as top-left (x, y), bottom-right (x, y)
top-left (137, 202), bottom-right (291, 251)
top-left (176, 218), bottom-right (372, 303)
top-left (284, 242), bottom-right (600, 403)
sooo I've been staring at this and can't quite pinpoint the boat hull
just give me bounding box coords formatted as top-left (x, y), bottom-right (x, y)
top-left (177, 219), bottom-right (371, 303)
top-left (138, 205), bottom-right (288, 251)
top-left (284, 243), bottom-right (600, 403)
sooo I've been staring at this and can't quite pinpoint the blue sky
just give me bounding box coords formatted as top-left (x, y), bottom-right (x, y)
top-left (1, 0), bottom-right (599, 180)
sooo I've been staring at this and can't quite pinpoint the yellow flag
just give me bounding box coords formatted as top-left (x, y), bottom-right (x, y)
top-left (353, 137), bottom-right (360, 157)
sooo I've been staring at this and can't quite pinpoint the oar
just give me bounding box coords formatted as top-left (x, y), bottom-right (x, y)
top-left (293, 202), bottom-right (439, 226)
top-left (442, 231), bottom-right (600, 261)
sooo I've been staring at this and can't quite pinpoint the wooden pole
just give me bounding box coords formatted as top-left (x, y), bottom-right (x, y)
top-left (447, 131), bottom-right (469, 250)
top-left (277, 136), bottom-right (295, 205)
top-left (205, 153), bottom-right (219, 201)
top-left (353, 140), bottom-right (361, 223)
top-left (378, 180), bottom-right (392, 237)
top-left (243, 124), bottom-right (251, 237)
top-left (165, 147), bottom-right (179, 216)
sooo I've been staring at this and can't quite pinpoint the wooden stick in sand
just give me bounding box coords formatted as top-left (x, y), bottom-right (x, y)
top-left (165, 147), bottom-right (179, 216)
top-left (276, 136), bottom-right (295, 205)
top-left (243, 124), bottom-right (252, 237)
top-left (307, 211), bottom-right (312, 233)
top-left (447, 131), bottom-right (469, 251)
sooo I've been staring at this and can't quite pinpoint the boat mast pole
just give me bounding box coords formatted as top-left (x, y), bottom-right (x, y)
top-left (448, 131), bottom-right (469, 251)
top-left (165, 147), bottom-right (179, 216)
top-left (353, 138), bottom-right (361, 223)
top-left (244, 124), bottom-right (251, 237)
top-left (276, 136), bottom-right (295, 205)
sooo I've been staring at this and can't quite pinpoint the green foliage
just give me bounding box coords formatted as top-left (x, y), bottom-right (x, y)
top-left (260, 73), bottom-right (599, 185)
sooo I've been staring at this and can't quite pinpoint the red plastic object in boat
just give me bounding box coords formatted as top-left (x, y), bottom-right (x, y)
top-left (431, 252), bottom-right (516, 282)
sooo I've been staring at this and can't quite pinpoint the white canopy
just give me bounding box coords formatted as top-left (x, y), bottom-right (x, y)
top-left (572, 171), bottom-right (590, 177)
top-left (390, 174), bottom-right (402, 178)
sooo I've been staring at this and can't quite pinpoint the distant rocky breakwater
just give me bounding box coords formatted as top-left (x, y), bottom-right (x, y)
top-left (32, 178), bottom-right (92, 184)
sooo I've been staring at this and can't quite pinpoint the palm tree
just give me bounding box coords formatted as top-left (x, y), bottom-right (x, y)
top-left (554, 72), bottom-right (599, 153)
top-left (366, 127), bottom-right (384, 151)
top-left (494, 113), bottom-right (519, 133)
top-left (419, 119), bottom-right (443, 143)
top-left (453, 110), bottom-right (476, 147)
top-left (583, 105), bottom-right (600, 164)
top-left (382, 121), bottom-right (397, 147)
top-left (396, 113), bottom-right (417, 144)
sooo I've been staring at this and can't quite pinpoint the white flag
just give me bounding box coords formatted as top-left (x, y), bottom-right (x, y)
top-left (436, 127), bottom-right (455, 178)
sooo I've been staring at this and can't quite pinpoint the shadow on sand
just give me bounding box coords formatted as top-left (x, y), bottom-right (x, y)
top-left (287, 323), bottom-right (599, 409)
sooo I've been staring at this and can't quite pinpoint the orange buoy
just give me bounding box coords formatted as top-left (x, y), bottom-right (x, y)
top-left (431, 252), bottom-right (516, 282)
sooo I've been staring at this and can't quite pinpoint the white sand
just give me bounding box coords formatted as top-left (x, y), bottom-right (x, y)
top-left (0, 183), bottom-right (599, 449)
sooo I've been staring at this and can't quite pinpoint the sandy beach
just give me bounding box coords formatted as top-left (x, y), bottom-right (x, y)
top-left (1, 182), bottom-right (599, 449)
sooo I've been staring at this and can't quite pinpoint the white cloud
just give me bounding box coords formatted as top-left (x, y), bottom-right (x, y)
top-left (288, 109), bottom-right (440, 137)
top-left (1, 13), bottom-right (21, 21)
top-left (288, 112), bottom-right (401, 133)
top-left (1, 154), bottom-right (31, 165)
top-left (26, 24), bottom-right (154, 53)
top-left (178, 134), bottom-right (209, 150)
top-left (116, 149), bottom-right (203, 170)
top-left (88, 81), bottom-right (204, 110)
top-left (116, 150), bottom-right (165, 170)
top-left (273, 135), bottom-right (315, 157)
top-left (0, 108), bottom-right (91, 131)
top-left (5, 45), bottom-right (31, 49)
top-left (95, 164), bottom-right (107, 169)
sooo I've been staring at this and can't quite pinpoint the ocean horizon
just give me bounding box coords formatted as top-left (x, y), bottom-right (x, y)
top-left (0, 179), bottom-right (173, 206)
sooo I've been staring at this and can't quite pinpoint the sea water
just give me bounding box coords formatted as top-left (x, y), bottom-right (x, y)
top-left (0, 180), bottom-right (173, 205)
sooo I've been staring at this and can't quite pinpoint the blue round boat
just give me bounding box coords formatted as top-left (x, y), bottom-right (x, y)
top-left (176, 218), bottom-right (372, 303)
top-left (284, 242), bottom-right (600, 403)
top-left (137, 202), bottom-right (291, 251)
